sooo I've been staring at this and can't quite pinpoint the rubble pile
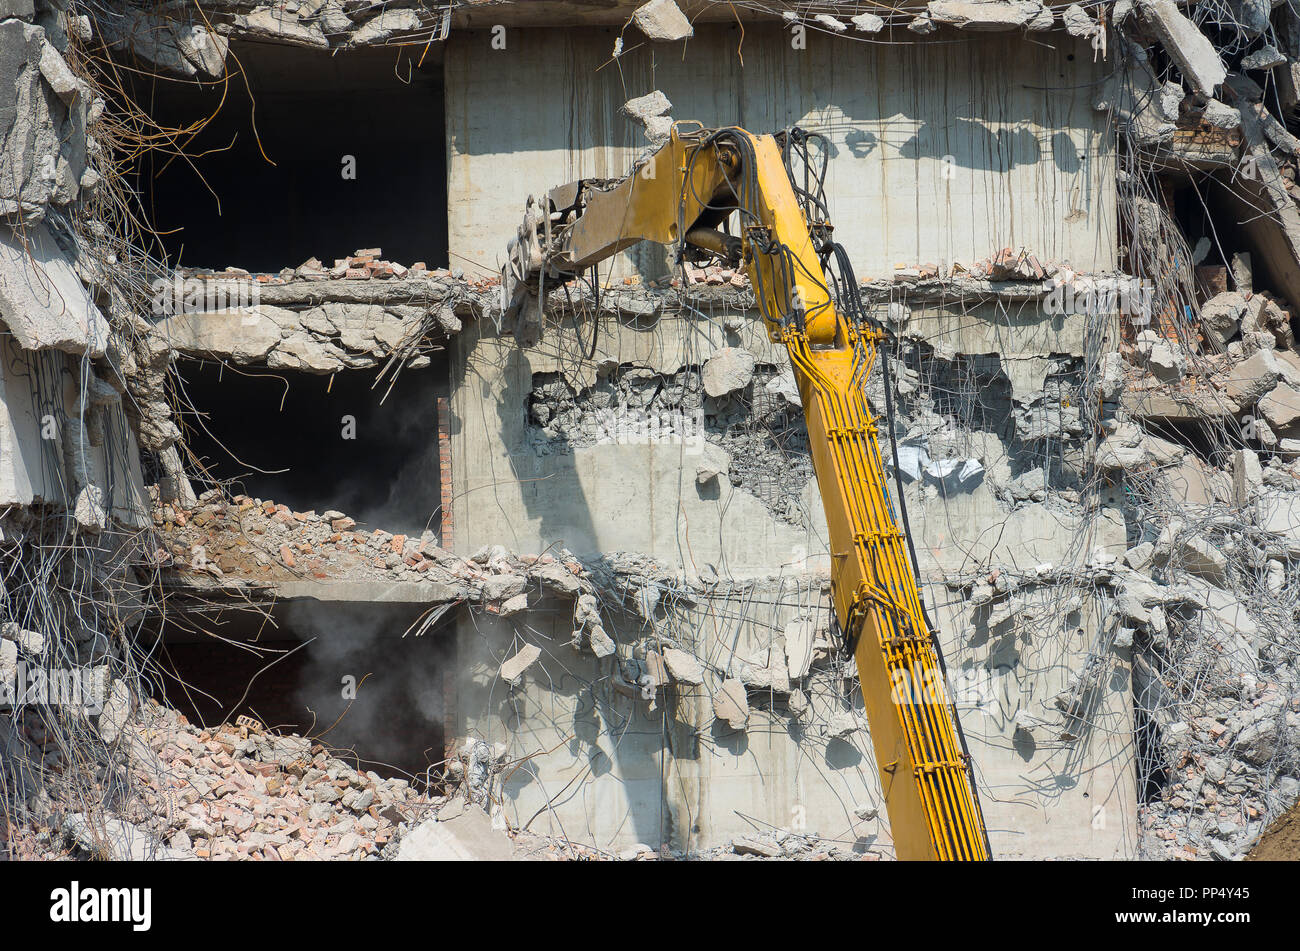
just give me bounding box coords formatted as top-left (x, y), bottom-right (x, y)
top-left (156, 489), bottom-right (670, 658)
top-left (155, 250), bottom-right (499, 373)
top-left (156, 488), bottom-right (463, 587)
top-left (1110, 504), bottom-right (1300, 859)
top-left (526, 360), bottom-right (813, 522)
top-left (14, 703), bottom-right (442, 861)
top-left (191, 250), bottom-right (442, 285)
top-left (1093, 324), bottom-right (1300, 859)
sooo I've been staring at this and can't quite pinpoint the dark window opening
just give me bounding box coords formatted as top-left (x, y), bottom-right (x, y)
top-left (1134, 695), bottom-right (1169, 804)
top-left (176, 356), bottom-right (446, 538)
top-left (154, 601), bottom-right (453, 780)
top-left (127, 40), bottom-right (447, 273)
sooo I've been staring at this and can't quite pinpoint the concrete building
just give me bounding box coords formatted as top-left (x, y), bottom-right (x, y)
top-left (2, 0), bottom-right (1298, 863)
top-left (443, 17), bottom-right (1132, 856)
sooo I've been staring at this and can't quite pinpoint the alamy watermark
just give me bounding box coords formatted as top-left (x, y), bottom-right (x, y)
top-left (150, 273), bottom-right (260, 316)
top-left (50, 882), bottom-right (151, 931)
top-left (1, 663), bottom-right (106, 714)
top-left (1042, 275), bottom-right (1155, 326)
top-left (590, 405), bottom-right (706, 449)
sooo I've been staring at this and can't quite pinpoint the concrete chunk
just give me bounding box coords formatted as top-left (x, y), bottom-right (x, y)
top-left (621, 90), bottom-right (673, 144)
top-left (588, 624), bottom-right (616, 658)
top-left (713, 678), bottom-right (749, 730)
top-left (235, 9), bottom-right (329, 49)
top-left (1199, 291), bottom-right (1246, 348)
top-left (663, 647), bottom-right (704, 685)
top-left (784, 616), bottom-right (816, 679)
top-left (632, 0), bottom-right (694, 42)
top-left (1259, 382), bottom-right (1300, 433)
top-left (499, 593), bottom-right (529, 616)
top-left (481, 573), bottom-right (526, 602)
top-left (695, 442), bottom-right (730, 485)
top-left (927, 1), bottom-right (1043, 31)
top-left (851, 13), bottom-right (885, 32)
top-left (499, 644), bottom-right (542, 686)
top-left (1138, 0), bottom-right (1226, 98)
top-left (1125, 542), bottom-right (1156, 572)
top-left (1221, 348), bottom-right (1282, 407)
top-left (532, 561), bottom-right (581, 596)
top-left (0, 222), bottom-right (110, 356)
top-left (394, 812), bottom-right (515, 861)
top-left (0, 640), bottom-right (15, 693)
top-left (1232, 448), bottom-right (1263, 507)
top-left (1257, 492), bottom-right (1300, 554)
top-left (732, 836), bottom-right (781, 857)
top-left (1174, 535), bottom-right (1229, 586)
top-left (1062, 3), bottom-right (1099, 36)
top-left (38, 42), bottom-right (78, 103)
top-left (702, 347), bottom-right (756, 397)
top-left (1203, 99), bottom-right (1241, 130)
top-left (62, 814), bottom-right (170, 861)
top-left (621, 90), bottom-right (672, 122)
top-left (1242, 45), bottom-right (1286, 70)
top-left (1138, 334), bottom-right (1184, 382)
top-left (825, 710), bottom-right (861, 738)
top-left (1234, 717), bottom-right (1278, 764)
top-left (350, 10), bottom-right (423, 45)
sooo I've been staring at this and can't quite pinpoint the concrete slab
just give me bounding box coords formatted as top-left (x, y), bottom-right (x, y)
top-left (394, 803), bottom-right (520, 860)
top-left (0, 222), bottom-right (110, 356)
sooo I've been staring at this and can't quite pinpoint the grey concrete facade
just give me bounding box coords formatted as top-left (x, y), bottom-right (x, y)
top-left (449, 310), bottom-right (1134, 857)
top-left (444, 24), bottom-right (1133, 858)
top-left (446, 24), bottom-right (1116, 281)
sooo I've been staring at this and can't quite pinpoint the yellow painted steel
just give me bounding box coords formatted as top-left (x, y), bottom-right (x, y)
top-left (535, 127), bottom-right (990, 860)
top-left (737, 132), bottom-right (989, 860)
top-left (784, 333), bottom-right (989, 860)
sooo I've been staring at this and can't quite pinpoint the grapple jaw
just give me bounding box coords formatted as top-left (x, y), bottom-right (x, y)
top-left (499, 194), bottom-right (549, 347)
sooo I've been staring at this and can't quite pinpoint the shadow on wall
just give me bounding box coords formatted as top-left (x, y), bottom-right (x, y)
top-left (449, 22), bottom-right (1103, 177)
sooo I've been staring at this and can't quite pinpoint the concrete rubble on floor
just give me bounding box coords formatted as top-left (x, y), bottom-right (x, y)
top-left (7, 702), bottom-right (436, 861)
top-left (154, 488), bottom-right (668, 660)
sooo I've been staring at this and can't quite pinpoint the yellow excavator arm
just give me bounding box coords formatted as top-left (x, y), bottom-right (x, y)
top-left (502, 124), bottom-right (990, 861)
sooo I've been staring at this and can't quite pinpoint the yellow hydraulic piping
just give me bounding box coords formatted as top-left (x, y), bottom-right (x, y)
top-left (510, 125), bottom-right (990, 860)
top-left (729, 131), bottom-right (988, 859)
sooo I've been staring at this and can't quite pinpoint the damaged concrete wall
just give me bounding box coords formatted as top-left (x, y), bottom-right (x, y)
top-left (454, 312), bottom-right (824, 575)
top-left (444, 18), bottom-right (1132, 858)
top-left (0, 336), bottom-right (148, 527)
top-left (453, 292), bottom-right (1124, 574)
top-left (446, 24), bottom-right (1115, 280)
top-left (0, 3), bottom-right (147, 529)
top-left (460, 584), bottom-right (886, 853)
top-left (451, 285), bottom-right (1135, 855)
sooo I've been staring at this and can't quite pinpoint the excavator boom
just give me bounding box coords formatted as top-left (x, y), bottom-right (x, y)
top-left (502, 125), bottom-right (991, 860)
